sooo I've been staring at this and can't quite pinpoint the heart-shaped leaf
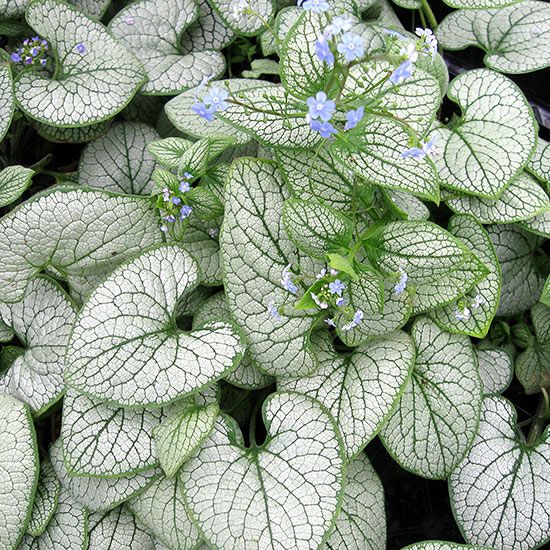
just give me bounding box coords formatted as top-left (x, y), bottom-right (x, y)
top-left (0, 395), bottom-right (39, 550)
top-left (446, 173), bottom-right (550, 223)
top-left (0, 56), bottom-right (14, 142)
top-left (50, 439), bottom-right (161, 512)
top-left (0, 165), bottom-right (34, 208)
top-left (280, 330), bottom-right (414, 458)
top-left (279, 10), bottom-right (330, 99)
top-left (210, 0), bottom-right (275, 36)
top-left (165, 79), bottom-right (273, 144)
top-left (325, 454), bottom-right (386, 550)
top-left (429, 215), bottom-right (501, 338)
top-left (153, 401), bottom-right (218, 479)
top-left (332, 116), bottom-right (439, 201)
top-left (430, 70), bottom-right (536, 198)
top-left (26, 459), bottom-right (61, 537)
top-left (476, 347), bottom-right (513, 395)
top-left (380, 317), bottom-right (482, 479)
top-left (61, 389), bottom-right (165, 478)
top-left (110, 0), bottom-right (225, 95)
top-left (437, 1), bottom-right (550, 74)
top-left (15, 0), bottom-right (146, 127)
top-left (342, 61), bottom-right (441, 135)
top-left (65, 244), bottom-right (246, 407)
top-left (450, 395), bottom-right (550, 549)
top-left (78, 122), bottom-right (160, 195)
top-left (88, 506), bottom-right (153, 548)
top-left (221, 158), bottom-right (319, 377)
top-left (19, 488), bottom-right (87, 550)
top-left (128, 475), bottom-right (202, 550)
top-left (0, 186), bottom-right (162, 304)
top-left (487, 224), bottom-right (544, 316)
top-left (0, 276), bottom-right (76, 415)
top-left (180, 391), bottom-right (345, 550)
top-left (282, 198), bottom-right (354, 259)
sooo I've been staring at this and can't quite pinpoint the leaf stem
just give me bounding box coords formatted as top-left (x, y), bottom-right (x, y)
top-left (527, 388), bottom-right (549, 445)
top-left (420, 0), bottom-right (438, 30)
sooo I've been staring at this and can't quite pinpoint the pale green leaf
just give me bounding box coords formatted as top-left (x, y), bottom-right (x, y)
top-left (437, 1), bottom-right (550, 74)
top-left (282, 199), bottom-right (354, 259)
top-left (78, 122), bottom-right (160, 195)
top-left (325, 454), bottom-right (385, 550)
top-left (180, 0), bottom-right (235, 53)
top-left (165, 79), bottom-right (273, 144)
top-left (532, 302), bottom-right (550, 342)
top-left (15, 0), bottom-right (146, 127)
top-left (19, 488), bottom-right (87, 550)
top-left (429, 215), bottom-right (501, 338)
top-left (280, 330), bottom-right (414, 458)
top-left (0, 276), bottom-right (76, 416)
top-left (129, 475), bottom-right (202, 550)
top-left (275, 148), bottom-right (354, 210)
top-left (220, 159), bottom-right (319, 377)
top-left (342, 61), bottom-right (441, 135)
top-left (192, 292), bottom-right (274, 389)
top-left (0, 57), bottom-right (14, 142)
top-left (50, 439), bottom-right (161, 512)
top-left (153, 402), bottom-right (219, 478)
top-left (446, 173), bottom-right (550, 223)
top-left (449, 396), bottom-right (550, 550)
top-left (147, 137), bottom-right (193, 170)
top-left (335, 280), bottom-right (412, 347)
top-left (0, 318), bottom-right (13, 342)
top-left (515, 340), bottom-right (550, 395)
top-left (476, 347), bottom-right (513, 395)
top-left (542, 275), bottom-right (550, 307)
top-left (110, 0), bottom-right (225, 95)
top-left (527, 138), bottom-right (550, 185)
top-left (177, 136), bottom-right (236, 177)
top-left (380, 317), bottom-right (482, 479)
top-left (61, 389), bottom-right (164, 478)
top-left (210, 0), bottom-right (274, 35)
top-left (181, 392), bottom-right (345, 550)
top-left (430, 70), bottom-right (536, 198)
top-left (26, 460), bottom-right (61, 537)
top-left (0, 165), bottom-right (33, 208)
top-left (332, 115), bottom-right (439, 201)
top-left (0, 186), bottom-right (162, 304)
top-left (384, 189), bottom-right (430, 221)
top-left (217, 84), bottom-right (321, 148)
top-left (0, 395), bottom-right (39, 550)
top-left (280, 10), bottom-right (330, 98)
top-left (65, 245), bottom-right (245, 407)
top-left (487, 224), bottom-right (544, 316)
top-left (88, 506), bottom-right (154, 549)
top-left (34, 120), bottom-right (111, 144)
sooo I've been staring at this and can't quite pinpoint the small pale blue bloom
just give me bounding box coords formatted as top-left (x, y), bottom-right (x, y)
top-left (268, 301), bottom-right (282, 320)
top-left (179, 181), bottom-right (190, 193)
top-left (180, 205), bottom-right (193, 220)
top-left (344, 106), bottom-right (364, 130)
top-left (315, 35), bottom-right (334, 66)
top-left (394, 269), bottom-right (408, 294)
top-left (203, 87), bottom-right (229, 111)
top-left (306, 91), bottom-right (336, 122)
top-left (10, 52), bottom-right (21, 63)
top-left (337, 32), bottom-right (365, 63)
top-left (401, 146), bottom-right (425, 159)
top-left (390, 60), bottom-right (413, 85)
top-left (182, 172), bottom-right (193, 180)
top-left (163, 214), bottom-right (176, 223)
top-left (75, 42), bottom-right (86, 54)
top-left (192, 102), bottom-right (215, 122)
top-left (342, 309), bottom-right (364, 331)
top-left (162, 188), bottom-right (171, 202)
top-left (325, 16), bottom-right (353, 37)
top-left (300, 0), bottom-right (330, 12)
top-left (310, 120), bottom-right (337, 139)
top-left (281, 264), bottom-right (298, 295)
top-left (336, 297), bottom-right (345, 307)
top-left (328, 279), bottom-right (346, 296)
top-left (171, 197), bottom-right (181, 205)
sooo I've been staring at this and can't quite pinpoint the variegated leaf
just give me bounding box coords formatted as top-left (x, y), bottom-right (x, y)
top-left (476, 347), bottom-right (513, 395)
top-left (0, 165), bottom-right (33, 208)
top-left (26, 459), bottom-right (61, 537)
top-left (0, 55), bottom-right (14, 142)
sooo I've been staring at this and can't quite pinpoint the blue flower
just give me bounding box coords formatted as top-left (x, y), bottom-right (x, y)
top-left (300, 0), bottom-right (330, 12)
top-left (394, 269), bottom-right (408, 294)
top-left (455, 307), bottom-right (471, 321)
top-left (335, 297), bottom-right (345, 307)
top-left (471, 294), bottom-right (485, 309)
top-left (337, 32), bottom-right (365, 62)
top-left (342, 309), bottom-right (364, 331)
top-left (344, 106), bottom-right (364, 130)
top-left (315, 35), bottom-right (334, 66)
top-left (401, 146), bottom-right (425, 159)
top-left (180, 205), bottom-right (193, 220)
top-left (192, 102), bottom-right (215, 122)
top-left (163, 214), bottom-right (176, 223)
top-left (162, 188), bottom-right (171, 202)
top-left (203, 87), bottom-right (229, 112)
top-left (328, 279), bottom-right (346, 296)
top-left (383, 28), bottom-right (404, 39)
top-left (281, 264), bottom-right (298, 295)
top-left (310, 120), bottom-right (337, 139)
top-left (10, 52), bottom-right (21, 63)
top-left (182, 172), bottom-right (193, 180)
top-left (75, 42), bottom-right (86, 54)
top-left (160, 224), bottom-right (168, 233)
top-left (306, 91), bottom-right (336, 122)
top-left (312, 293), bottom-right (329, 310)
top-left (390, 60), bottom-right (413, 85)
top-left (325, 16), bottom-right (353, 37)
top-left (422, 137), bottom-right (437, 156)
top-left (171, 197), bottom-right (182, 205)
top-left (179, 181), bottom-right (190, 193)
top-left (415, 27), bottom-right (438, 59)
top-left (267, 301), bottom-right (282, 321)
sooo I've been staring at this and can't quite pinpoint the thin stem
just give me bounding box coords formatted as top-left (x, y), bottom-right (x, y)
top-left (420, 0), bottom-right (438, 30)
top-left (527, 390), bottom-right (549, 445)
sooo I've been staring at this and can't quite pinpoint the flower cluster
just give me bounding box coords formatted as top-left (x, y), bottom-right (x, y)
top-left (192, 87), bottom-right (229, 122)
top-left (158, 172), bottom-right (194, 232)
top-left (401, 137), bottom-right (437, 160)
top-left (305, 91), bottom-right (364, 138)
top-left (314, 16), bottom-right (365, 66)
top-left (10, 36), bottom-right (48, 67)
top-left (455, 294), bottom-right (485, 321)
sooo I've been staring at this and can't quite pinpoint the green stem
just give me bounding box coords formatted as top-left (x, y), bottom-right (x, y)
top-left (420, 0), bottom-right (438, 30)
top-left (527, 389), bottom-right (549, 445)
